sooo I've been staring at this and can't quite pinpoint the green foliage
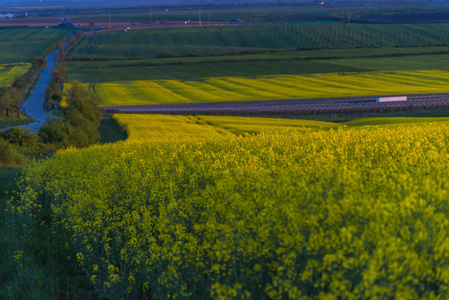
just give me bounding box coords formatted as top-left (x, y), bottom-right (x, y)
top-left (0, 88), bottom-right (21, 118)
top-left (97, 115), bottom-right (127, 144)
top-left (51, 62), bottom-right (66, 85)
top-left (39, 81), bottom-right (101, 148)
top-left (0, 119), bottom-right (34, 128)
top-left (31, 57), bottom-right (45, 70)
top-left (39, 118), bottom-right (70, 145)
top-left (13, 123), bottom-right (449, 298)
top-left (0, 127), bottom-right (37, 147)
top-left (0, 139), bottom-right (29, 167)
top-left (0, 168), bottom-right (96, 300)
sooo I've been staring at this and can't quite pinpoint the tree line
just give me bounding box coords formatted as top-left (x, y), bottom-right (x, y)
top-left (0, 81), bottom-right (102, 167)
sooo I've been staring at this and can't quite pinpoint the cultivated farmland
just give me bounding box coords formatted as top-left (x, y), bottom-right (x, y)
top-left (13, 120), bottom-right (449, 298)
top-left (113, 114), bottom-right (339, 141)
top-left (0, 28), bottom-right (72, 63)
top-left (9, 2), bottom-right (449, 298)
top-left (66, 23), bottom-right (449, 108)
top-left (68, 24), bottom-right (449, 60)
top-left (88, 70), bottom-right (449, 106)
top-left (0, 63), bottom-right (31, 87)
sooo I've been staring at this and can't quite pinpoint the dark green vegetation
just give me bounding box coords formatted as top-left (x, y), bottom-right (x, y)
top-left (0, 168), bottom-right (20, 201)
top-left (67, 24), bottom-right (449, 85)
top-left (0, 112), bottom-right (125, 300)
top-left (98, 115), bottom-right (127, 144)
top-left (0, 81), bottom-right (102, 171)
top-left (70, 59), bottom-right (367, 82)
top-left (39, 81), bottom-right (102, 148)
top-left (0, 131), bottom-right (32, 167)
top-left (68, 24), bottom-right (449, 60)
top-left (68, 52), bottom-right (449, 83)
top-left (0, 118), bottom-right (32, 128)
top-left (0, 29), bottom-right (72, 63)
top-left (0, 167), bottom-right (97, 300)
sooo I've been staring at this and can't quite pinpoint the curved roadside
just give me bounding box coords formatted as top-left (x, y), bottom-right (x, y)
top-left (20, 50), bottom-right (59, 131)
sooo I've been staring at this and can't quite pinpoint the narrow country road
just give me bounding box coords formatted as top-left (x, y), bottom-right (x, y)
top-left (21, 50), bottom-right (58, 131)
top-left (100, 93), bottom-right (449, 116)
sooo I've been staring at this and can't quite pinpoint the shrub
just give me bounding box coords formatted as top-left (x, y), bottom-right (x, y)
top-left (0, 127), bottom-right (36, 147)
top-left (0, 138), bottom-right (29, 167)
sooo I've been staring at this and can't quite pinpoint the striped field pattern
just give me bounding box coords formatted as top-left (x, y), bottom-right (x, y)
top-left (91, 70), bottom-right (449, 106)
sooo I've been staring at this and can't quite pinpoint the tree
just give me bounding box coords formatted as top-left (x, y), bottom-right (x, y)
top-left (0, 127), bottom-right (37, 148)
top-left (65, 81), bottom-right (102, 146)
top-left (31, 56), bottom-right (45, 70)
top-left (0, 91), bottom-right (13, 117)
top-left (38, 117), bottom-right (71, 145)
top-left (9, 88), bottom-right (22, 118)
top-left (0, 88), bottom-right (21, 118)
top-left (39, 81), bottom-right (102, 148)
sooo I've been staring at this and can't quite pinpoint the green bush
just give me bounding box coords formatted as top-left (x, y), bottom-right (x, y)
top-left (0, 127), bottom-right (37, 147)
top-left (38, 118), bottom-right (71, 146)
top-left (0, 138), bottom-right (29, 167)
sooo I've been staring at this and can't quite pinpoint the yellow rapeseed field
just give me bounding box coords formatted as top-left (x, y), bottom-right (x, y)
top-left (0, 63), bottom-right (30, 88)
top-left (92, 70), bottom-right (449, 106)
top-left (11, 120), bottom-right (449, 298)
top-left (113, 114), bottom-right (340, 142)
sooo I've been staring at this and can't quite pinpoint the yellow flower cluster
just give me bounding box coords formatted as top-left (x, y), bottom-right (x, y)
top-left (12, 123), bottom-right (449, 298)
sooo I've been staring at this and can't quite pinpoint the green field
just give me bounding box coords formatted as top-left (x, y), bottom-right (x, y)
top-left (66, 25), bottom-right (449, 107)
top-left (66, 46), bottom-right (449, 69)
top-left (70, 59), bottom-right (368, 83)
top-left (0, 28), bottom-right (72, 63)
top-left (0, 63), bottom-right (31, 87)
top-left (68, 52), bottom-right (449, 83)
top-left (68, 24), bottom-right (449, 60)
top-left (66, 23), bottom-right (449, 107)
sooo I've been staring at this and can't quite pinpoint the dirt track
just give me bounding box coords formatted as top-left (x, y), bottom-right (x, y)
top-left (100, 93), bottom-right (449, 116)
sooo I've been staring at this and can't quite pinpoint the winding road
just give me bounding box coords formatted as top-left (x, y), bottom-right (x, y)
top-left (20, 50), bottom-right (58, 131)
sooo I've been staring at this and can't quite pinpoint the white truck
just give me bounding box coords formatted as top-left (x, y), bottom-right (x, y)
top-left (376, 96), bottom-right (407, 102)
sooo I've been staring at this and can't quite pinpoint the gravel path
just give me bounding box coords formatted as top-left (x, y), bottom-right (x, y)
top-left (21, 51), bottom-right (58, 131)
